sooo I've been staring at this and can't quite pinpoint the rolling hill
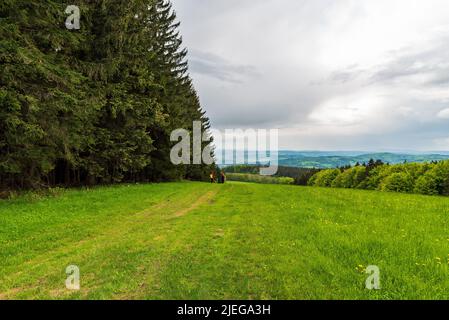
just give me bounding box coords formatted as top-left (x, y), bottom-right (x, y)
top-left (278, 151), bottom-right (449, 168)
top-left (219, 150), bottom-right (449, 169)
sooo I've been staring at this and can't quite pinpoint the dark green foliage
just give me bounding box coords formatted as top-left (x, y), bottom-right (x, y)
top-left (0, 0), bottom-right (213, 190)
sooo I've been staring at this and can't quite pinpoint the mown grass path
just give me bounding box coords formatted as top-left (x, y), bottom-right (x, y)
top-left (1, 182), bottom-right (449, 299)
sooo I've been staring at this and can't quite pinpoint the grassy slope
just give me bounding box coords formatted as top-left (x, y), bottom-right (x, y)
top-left (1, 182), bottom-right (449, 299)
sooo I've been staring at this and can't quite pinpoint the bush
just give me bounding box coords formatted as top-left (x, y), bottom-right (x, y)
top-left (433, 161), bottom-right (449, 195)
top-left (278, 177), bottom-right (295, 185)
top-left (414, 173), bottom-right (439, 195)
top-left (364, 165), bottom-right (392, 190)
top-left (332, 166), bottom-right (366, 188)
top-left (331, 172), bottom-right (344, 188)
top-left (381, 173), bottom-right (414, 193)
top-left (307, 173), bottom-right (318, 186)
top-left (310, 169), bottom-right (340, 187)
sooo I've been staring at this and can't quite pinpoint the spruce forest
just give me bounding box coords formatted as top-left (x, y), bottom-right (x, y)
top-left (0, 0), bottom-right (213, 190)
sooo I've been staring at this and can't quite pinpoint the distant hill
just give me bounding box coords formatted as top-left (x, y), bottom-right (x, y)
top-left (277, 151), bottom-right (449, 168)
top-left (218, 150), bottom-right (449, 169)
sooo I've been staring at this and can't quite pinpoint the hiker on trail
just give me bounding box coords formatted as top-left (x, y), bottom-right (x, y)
top-left (220, 171), bottom-right (226, 184)
top-left (210, 172), bottom-right (215, 183)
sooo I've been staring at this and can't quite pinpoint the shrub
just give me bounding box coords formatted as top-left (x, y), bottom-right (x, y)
top-left (278, 177), bottom-right (295, 185)
top-left (381, 172), bottom-right (414, 193)
top-left (331, 172), bottom-right (344, 188)
top-left (364, 165), bottom-right (391, 190)
top-left (307, 173), bottom-right (318, 186)
top-left (311, 169), bottom-right (340, 187)
top-left (433, 161), bottom-right (449, 195)
top-left (332, 166), bottom-right (366, 188)
top-left (414, 173), bottom-right (439, 195)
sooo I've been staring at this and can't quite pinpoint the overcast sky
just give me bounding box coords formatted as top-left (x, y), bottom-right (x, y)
top-left (172, 0), bottom-right (449, 151)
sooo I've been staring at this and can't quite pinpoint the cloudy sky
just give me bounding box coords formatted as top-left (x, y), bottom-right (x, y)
top-left (172, 0), bottom-right (449, 151)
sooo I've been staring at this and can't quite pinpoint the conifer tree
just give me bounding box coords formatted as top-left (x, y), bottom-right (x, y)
top-left (145, 0), bottom-right (212, 181)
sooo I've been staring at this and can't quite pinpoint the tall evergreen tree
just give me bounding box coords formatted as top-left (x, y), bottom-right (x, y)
top-left (144, 0), bottom-right (212, 181)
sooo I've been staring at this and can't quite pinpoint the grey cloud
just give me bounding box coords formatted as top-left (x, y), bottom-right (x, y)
top-left (325, 38), bottom-right (449, 87)
top-left (323, 65), bottom-right (365, 85)
top-left (371, 43), bottom-right (449, 85)
top-left (427, 72), bottom-right (449, 86)
top-left (173, 0), bottom-right (449, 151)
top-left (209, 103), bottom-right (306, 129)
top-left (189, 51), bottom-right (260, 83)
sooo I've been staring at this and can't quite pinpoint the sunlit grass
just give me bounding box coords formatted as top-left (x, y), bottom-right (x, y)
top-left (1, 181), bottom-right (449, 299)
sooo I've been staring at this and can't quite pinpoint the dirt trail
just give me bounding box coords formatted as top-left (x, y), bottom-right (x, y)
top-left (174, 190), bottom-right (217, 217)
top-left (0, 187), bottom-right (220, 299)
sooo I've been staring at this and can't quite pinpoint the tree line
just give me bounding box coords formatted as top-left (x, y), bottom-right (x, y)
top-left (308, 159), bottom-right (449, 196)
top-left (223, 165), bottom-right (320, 186)
top-left (226, 173), bottom-right (294, 185)
top-left (0, 0), bottom-right (213, 190)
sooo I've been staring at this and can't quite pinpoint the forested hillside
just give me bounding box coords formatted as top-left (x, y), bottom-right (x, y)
top-left (0, 0), bottom-right (212, 190)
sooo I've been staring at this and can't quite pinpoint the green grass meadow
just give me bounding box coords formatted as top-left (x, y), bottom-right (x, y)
top-left (1, 181), bottom-right (449, 299)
